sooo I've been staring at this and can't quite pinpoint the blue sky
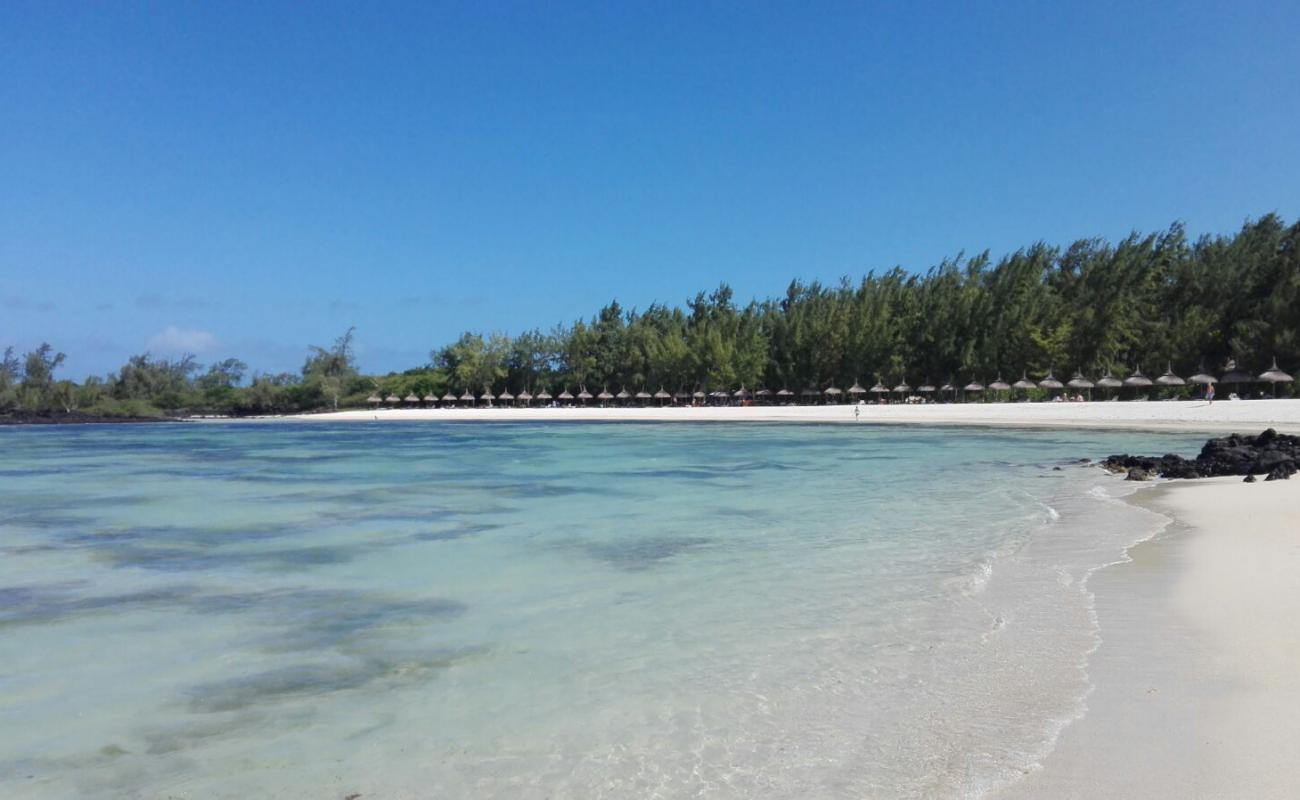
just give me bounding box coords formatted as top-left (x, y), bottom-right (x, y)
top-left (3, 1), bottom-right (1298, 379)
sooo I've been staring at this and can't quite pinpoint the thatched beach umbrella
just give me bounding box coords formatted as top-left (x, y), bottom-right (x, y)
top-left (1123, 368), bottom-right (1152, 400)
top-left (480, 389), bottom-right (496, 405)
top-left (917, 380), bottom-right (936, 394)
top-left (848, 380), bottom-right (866, 398)
top-left (869, 381), bottom-right (888, 399)
top-left (1220, 359), bottom-right (1255, 388)
top-left (441, 390), bottom-right (458, 406)
top-left (1123, 368), bottom-right (1152, 387)
top-left (755, 388), bottom-right (773, 397)
top-left (1096, 371), bottom-right (1122, 399)
top-left (596, 388), bottom-right (614, 404)
top-left (636, 389), bottom-right (652, 404)
top-left (988, 375), bottom-right (1011, 402)
top-left (498, 389), bottom-right (515, 404)
top-left (577, 388), bottom-right (593, 403)
top-left (367, 394), bottom-right (381, 406)
top-left (654, 387), bottom-right (671, 405)
top-left (892, 380), bottom-right (911, 395)
top-left (1067, 371), bottom-right (1095, 400)
top-left (775, 388), bottom-right (793, 399)
top-left (557, 389), bottom-right (574, 403)
top-left (963, 380), bottom-right (984, 402)
top-left (1012, 373), bottom-right (1037, 391)
top-left (733, 386), bottom-right (750, 399)
top-left (422, 393), bottom-right (437, 405)
top-left (1038, 372), bottom-right (1064, 391)
top-left (518, 389), bottom-right (533, 404)
top-left (385, 394), bottom-right (401, 406)
top-left (939, 379), bottom-right (957, 401)
top-left (403, 393), bottom-right (420, 405)
top-left (1188, 364), bottom-right (1216, 386)
top-left (616, 388), bottom-right (631, 402)
top-left (824, 385), bottom-right (843, 404)
top-left (693, 389), bottom-right (706, 400)
top-left (1258, 358), bottom-right (1294, 397)
top-left (537, 389), bottom-right (554, 403)
top-left (1155, 363), bottom-right (1185, 387)
top-left (674, 390), bottom-right (691, 401)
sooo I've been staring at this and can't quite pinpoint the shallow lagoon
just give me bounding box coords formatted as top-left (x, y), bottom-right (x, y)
top-left (0, 422), bottom-right (1203, 798)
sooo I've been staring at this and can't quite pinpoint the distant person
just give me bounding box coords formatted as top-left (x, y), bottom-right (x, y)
top-left (854, 405), bottom-right (861, 421)
top-left (1206, 382), bottom-right (1215, 405)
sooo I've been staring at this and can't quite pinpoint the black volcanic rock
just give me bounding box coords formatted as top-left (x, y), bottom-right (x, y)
top-left (1102, 429), bottom-right (1299, 482)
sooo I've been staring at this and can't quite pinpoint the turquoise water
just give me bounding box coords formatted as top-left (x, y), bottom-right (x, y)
top-left (0, 422), bottom-right (1202, 799)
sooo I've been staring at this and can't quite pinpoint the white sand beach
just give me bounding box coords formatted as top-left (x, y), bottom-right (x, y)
top-left (997, 476), bottom-right (1300, 799)
top-left (283, 398), bottom-right (1300, 433)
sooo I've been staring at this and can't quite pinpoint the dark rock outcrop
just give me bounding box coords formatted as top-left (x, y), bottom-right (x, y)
top-left (1102, 429), bottom-right (1299, 482)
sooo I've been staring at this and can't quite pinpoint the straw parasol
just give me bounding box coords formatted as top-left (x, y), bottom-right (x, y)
top-left (1066, 371), bottom-right (1094, 389)
top-left (733, 386), bottom-right (750, 398)
top-left (1219, 359), bottom-right (1254, 386)
top-left (776, 388), bottom-right (793, 398)
top-left (988, 375), bottom-right (1011, 392)
top-left (824, 385), bottom-right (843, 398)
top-left (536, 389), bottom-right (554, 402)
top-left (480, 389), bottom-right (497, 403)
top-left (755, 388), bottom-right (773, 397)
top-left (441, 391), bottom-right (457, 404)
top-left (963, 381), bottom-right (985, 400)
top-left (422, 393), bottom-right (437, 404)
top-left (848, 380), bottom-right (866, 397)
top-left (1258, 358), bottom-right (1294, 397)
top-left (1155, 363), bottom-right (1185, 387)
top-left (869, 381), bottom-right (888, 396)
top-left (1067, 371), bottom-right (1095, 400)
top-left (458, 390), bottom-right (475, 403)
top-left (518, 390), bottom-right (533, 403)
top-left (892, 380), bottom-right (911, 394)
top-left (917, 380), bottom-right (936, 394)
top-left (1038, 371), bottom-right (1064, 391)
top-left (654, 388), bottom-right (671, 404)
top-left (1012, 373), bottom-right (1036, 391)
top-left (596, 388), bottom-right (614, 402)
top-left (674, 390), bottom-right (691, 400)
top-left (939, 379), bottom-right (957, 397)
top-left (616, 388), bottom-right (631, 401)
top-left (577, 388), bottom-right (593, 402)
top-left (557, 389), bottom-right (574, 401)
top-left (385, 394), bottom-right (401, 405)
top-left (1188, 363), bottom-right (1216, 385)
top-left (1123, 368), bottom-right (1152, 388)
top-left (498, 389), bottom-right (515, 403)
top-left (636, 389), bottom-right (652, 401)
top-left (403, 393), bottom-right (420, 404)
top-left (1096, 372), bottom-right (1122, 389)
top-left (367, 394), bottom-right (381, 405)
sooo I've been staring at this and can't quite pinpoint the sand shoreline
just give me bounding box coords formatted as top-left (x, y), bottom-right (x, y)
top-left (244, 398), bottom-right (1300, 434)
top-left (996, 475), bottom-right (1300, 799)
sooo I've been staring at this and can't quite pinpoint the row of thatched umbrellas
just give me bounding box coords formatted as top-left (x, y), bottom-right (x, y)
top-left (367, 359), bottom-right (1295, 406)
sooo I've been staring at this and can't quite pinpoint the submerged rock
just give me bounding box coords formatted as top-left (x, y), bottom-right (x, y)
top-left (1102, 429), bottom-right (1300, 482)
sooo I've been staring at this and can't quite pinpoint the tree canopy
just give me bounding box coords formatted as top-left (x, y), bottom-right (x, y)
top-left (4, 215), bottom-right (1298, 418)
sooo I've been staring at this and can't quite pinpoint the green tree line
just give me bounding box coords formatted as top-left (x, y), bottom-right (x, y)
top-left (3, 215), bottom-right (1297, 418)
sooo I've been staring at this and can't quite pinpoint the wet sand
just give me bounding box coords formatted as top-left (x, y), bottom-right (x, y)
top-left (995, 477), bottom-right (1300, 799)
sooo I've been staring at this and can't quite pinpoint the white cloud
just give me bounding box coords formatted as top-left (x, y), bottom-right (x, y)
top-left (147, 326), bottom-right (219, 355)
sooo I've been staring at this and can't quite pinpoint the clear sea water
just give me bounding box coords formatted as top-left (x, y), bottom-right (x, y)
top-left (0, 422), bottom-right (1203, 799)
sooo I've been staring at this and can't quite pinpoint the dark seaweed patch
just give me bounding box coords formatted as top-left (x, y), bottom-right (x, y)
top-left (582, 536), bottom-right (711, 571)
top-left (185, 649), bottom-right (481, 713)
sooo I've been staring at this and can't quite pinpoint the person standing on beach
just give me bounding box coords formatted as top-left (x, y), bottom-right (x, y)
top-left (1206, 382), bottom-right (1215, 405)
